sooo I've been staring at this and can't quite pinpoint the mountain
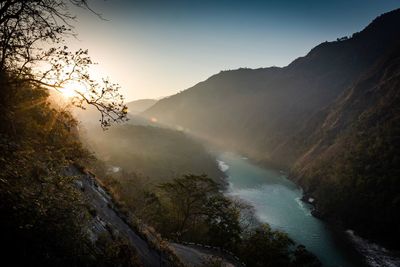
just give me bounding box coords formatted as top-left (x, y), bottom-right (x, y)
top-left (142, 9), bottom-right (400, 248)
top-left (292, 44), bottom-right (400, 247)
top-left (126, 99), bottom-right (157, 114)
top-left (143, 9), bottom-right (400, 169)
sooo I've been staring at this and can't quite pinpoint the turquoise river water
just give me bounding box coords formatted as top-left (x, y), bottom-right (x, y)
top-left (218, 152), bottom-right (364, 267)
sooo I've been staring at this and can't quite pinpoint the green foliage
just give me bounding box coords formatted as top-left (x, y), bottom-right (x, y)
top-left (0, 75), bottom-right (92, 266)
top-left (0, 74), bottom-right (138, 266)
top-left (96, 234), bottom-right (142, 267)
top-left (205, 195), bottom-right (242, 249)
top-left (239, 224), bottom-right (293, 267)
top-left (95, 159), bottom-right (322, 266)
top-left (145, 175), bottom-right (242, 248)
top-left (117, 175), bottom-right (320, 266)
top-left (239, 224), bottom-right (321, 267)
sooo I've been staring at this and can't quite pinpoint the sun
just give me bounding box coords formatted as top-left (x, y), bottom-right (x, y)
top-left (59, 81), bottom-right (86, 99)
top-left (61, 85), bottom-right (77, 98)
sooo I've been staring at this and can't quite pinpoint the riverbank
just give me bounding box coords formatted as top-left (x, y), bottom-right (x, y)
top-left (217, 153), bottom-right (400, 267)
top-left (298, 183), bottom-right (400, 267)
top-left (217, 152), bottom-right (367, 267)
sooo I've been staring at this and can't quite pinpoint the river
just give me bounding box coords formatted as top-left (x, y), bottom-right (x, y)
top-left (218, 152), bottom-right (364, 267)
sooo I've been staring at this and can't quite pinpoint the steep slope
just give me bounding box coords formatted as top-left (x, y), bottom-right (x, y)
top-left (0, 75), bottom-right (144, 267)
top-left (82, 125), bottom-right (223, 183)
top-left (292, 44), bottom-right (400, 248)
top-left (67, 166), bottom-right (174, 267)
top-left (69, 165), bottom-right (244, 267)
top-left (127, 99), bottom-right (157, 114)
top-left (143, 9), bottom-right (400, 168)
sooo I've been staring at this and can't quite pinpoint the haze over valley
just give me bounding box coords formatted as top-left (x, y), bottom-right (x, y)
top-left (1, 1), bottom-right (400, 267)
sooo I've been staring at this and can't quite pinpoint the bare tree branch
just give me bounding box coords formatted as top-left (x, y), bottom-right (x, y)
top-left (0, 0), bottom-right (127, 128)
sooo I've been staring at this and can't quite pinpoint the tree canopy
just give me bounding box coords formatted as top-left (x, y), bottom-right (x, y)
top-left (0, 0), bottom-right (127, 128)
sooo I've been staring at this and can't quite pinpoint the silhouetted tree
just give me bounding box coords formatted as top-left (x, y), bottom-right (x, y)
top-left (239, 224), bottom-right (294, 267)
top-left (158, 174), bottom-right (217, 235)
top-left (0, 0), bottom-right (127, 128)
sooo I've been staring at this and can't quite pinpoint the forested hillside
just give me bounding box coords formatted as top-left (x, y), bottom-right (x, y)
top-left (0, 75), bottom-right (142, 266)
top-left (292, 44), bottom-right (400, 247)
top-left (3, 0), bottom-right (400, 265)
top-left (142, 9), bottom-right (400, 249)
top-left (0, 1), bottom-right (152, 266)
top-left (82, 125), bottom-right (223, 183)
top-left (143, 9), bottom-right (400, 168)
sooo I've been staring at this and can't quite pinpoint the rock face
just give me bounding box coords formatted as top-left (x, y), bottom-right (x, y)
top-left (142, 9), bottom-right (400, 248)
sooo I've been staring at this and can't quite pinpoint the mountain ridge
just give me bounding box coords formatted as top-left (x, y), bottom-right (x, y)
top-left (142, 8), bottom-right (400, 248)
top-left (292, 44), bottom-right (400, 247)
top-left (143, 8), bottom-right (400, 168)
top-left (126, 99), bottom-right (157, 114)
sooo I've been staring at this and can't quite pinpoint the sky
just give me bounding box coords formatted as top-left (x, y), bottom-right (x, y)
top-left (69, 0), bottom-right (400, 101)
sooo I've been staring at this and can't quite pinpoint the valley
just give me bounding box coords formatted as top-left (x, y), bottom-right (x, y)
top-left (2, 1), bottom-right (400, 266)
top-left (140, 8), bottom-right (400, 254)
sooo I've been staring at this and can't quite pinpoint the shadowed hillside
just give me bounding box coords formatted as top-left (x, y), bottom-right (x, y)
top-left (143, 9), bottom-right (400, 168)
top-left (142, 9), bottom-right (400, 249)
top-left (292, 44), bottom-right (400, 247)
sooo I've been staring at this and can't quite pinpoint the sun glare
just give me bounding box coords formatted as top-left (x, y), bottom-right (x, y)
top-left (59, 82), bottom-right (86, 99)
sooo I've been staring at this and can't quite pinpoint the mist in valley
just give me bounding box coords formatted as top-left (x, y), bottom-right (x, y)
top-left (2, 1), bottom-right (400, 267)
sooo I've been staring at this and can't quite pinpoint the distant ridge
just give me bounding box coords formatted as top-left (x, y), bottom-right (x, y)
top-left (143, 8), bottom-right (400, 166)
top-left (142, 8), bottom-right (400, 248)
top-left (126, 99), bottom-right (157, 114)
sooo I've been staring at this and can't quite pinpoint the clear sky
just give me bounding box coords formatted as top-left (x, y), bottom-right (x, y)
top-left (70, 0), bottom-right (400, 101)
